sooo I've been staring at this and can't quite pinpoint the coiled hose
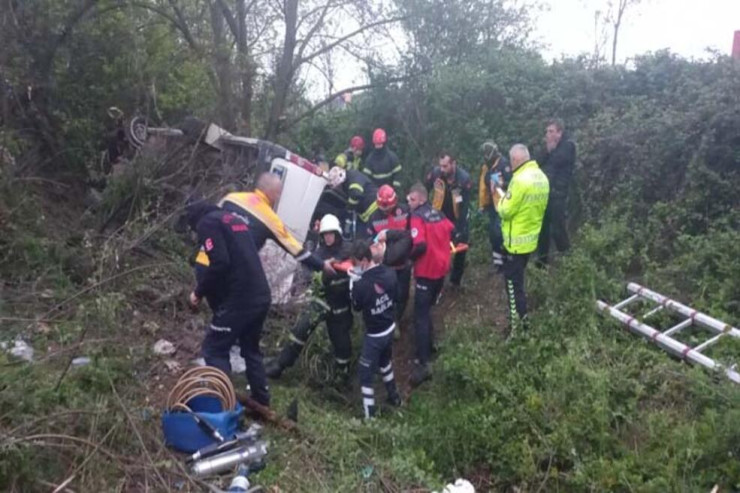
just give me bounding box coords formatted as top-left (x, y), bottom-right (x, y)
top-left (166, 366), bottom-right (237, 412)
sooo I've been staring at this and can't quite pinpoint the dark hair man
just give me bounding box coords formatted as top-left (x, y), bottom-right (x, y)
top-left (478, 141), bottom-right (513, 273)
top-left (406, 182), bottom-right (455, 386)
top-left (536, 118), bottom-right (575, 266)
top-left (425, 151), bottom-right (472, 287)
top-left (492, 144), bottom-right (549, 336)
top-left (362, 128), bottom-right (402, 188)
top-left (186, 201), bottom-right (272, 406)
top-left (350, 239), bottom-right (402, 418)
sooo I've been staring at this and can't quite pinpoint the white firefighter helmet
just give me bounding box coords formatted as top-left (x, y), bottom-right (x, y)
top-left (319, 214), bottom-right (342, 234)
top-left (327, 166), bottom-right (346, 187)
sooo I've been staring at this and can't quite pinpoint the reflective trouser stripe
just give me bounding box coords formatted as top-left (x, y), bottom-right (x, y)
top-left (289, 334), bottom-right (306, 346)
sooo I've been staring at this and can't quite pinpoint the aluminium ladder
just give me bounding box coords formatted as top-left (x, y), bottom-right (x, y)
top-left (597, 282), bottom-right (740, 384)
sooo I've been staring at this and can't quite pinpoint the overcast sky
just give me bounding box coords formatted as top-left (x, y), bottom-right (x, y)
top-left (536, 0), bottom-right (740, 62)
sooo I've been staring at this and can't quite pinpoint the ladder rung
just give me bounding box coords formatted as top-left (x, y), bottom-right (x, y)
top-left (642, 305), bottom-right (664, 320)
top-left (614, 294), bottom-right (640, 310)
top-left (663, 318), bottom-right (692, 337)
top-left (693, 333), bottom-right (725, 353)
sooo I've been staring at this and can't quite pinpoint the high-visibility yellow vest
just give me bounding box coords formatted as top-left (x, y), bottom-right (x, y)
top-left (497, 160), bottom-right (549, 254)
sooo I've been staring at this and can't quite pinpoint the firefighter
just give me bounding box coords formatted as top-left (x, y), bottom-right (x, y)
top-left (478, 141), bottom-right (512, 273)
top-left (327, 166), bottom-right (379, 239)
top-left (362, 128), bottom-right (402, 188)
top-left (406, 183), bottom-right (455, 386)
top-left (536, 118), bottom-right (575, 266)
top-left (186, 201), bottom-right (272, 407)
top-left (350, 239), bottom-right (402, 418)
top-left (334, 135), bottom-right (365, 171)
top-left (264, 214), bottom-right (353, 382)
top-left (219, 172), bottom-right (335, 275)
top-left (426, 151), bottom-right (472, 287)
top-left (492, 144), bottom-right (549, 336)
top-left (366, 185), bottom-right (412, 329)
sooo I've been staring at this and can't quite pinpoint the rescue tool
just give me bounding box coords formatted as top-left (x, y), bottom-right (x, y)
top-left (597, 283), bottom-right (740, 384)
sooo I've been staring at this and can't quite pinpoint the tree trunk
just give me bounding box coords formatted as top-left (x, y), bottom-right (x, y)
top-left (210, 1), bottom-right (236, 130)
top-left (265, 0), bottom-right (298, 140)
top-left (235, 0), bottom-right (253, 135)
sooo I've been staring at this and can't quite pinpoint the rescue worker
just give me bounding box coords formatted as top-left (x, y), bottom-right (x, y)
top-left (493, 144), bottom-right (549, 336)
top-left (366, 185), bottom-right (412, 328)
top-left (327, 166), bottom-right (378, 239)
top-left (478, 141), bottom-right (512, 273)
top-left (406, 183), bottom-right (455, 386)
top-left (186, 201), bottom-right (272, 406)
top-left (334, 135), bottom-right (365, 171)
top-left (362, 128), bottom-right (402, 189)
top-left (350, 239), bottom-right (402, 418)
top-left (426, 151), bottom-right (472, 287)
top-left (219, 172), bottom-right (335, 275)
top-left (536, 118), bottom-right (575, 266)
top-left (264, 214), bottom-right (353, 383)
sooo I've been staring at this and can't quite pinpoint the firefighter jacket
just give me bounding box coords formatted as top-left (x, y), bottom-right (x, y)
top-left (363, 146), bottom-right (402, 188)
top-left (366, 204), bottom-right (409, 237)
top-left (343, 170), bottom-right (379, 223)
top-left (219, 190), bottom-right (324, 271)
top-left (317, 239), bottom-right (351, 310)
top-left (426, 166), bottom-right (472, 238)
top-left (409, 202), bottom-right (455, 280)
top-left (351, 263), bottom-right (398, 335)
top-left (497, 160), bottom-right (549, 255)
top-left (192, 207), bottom-right (271, 312)
top-left (479, 156), bottom-right (512, 210)
top-left (537, 134), bottom-right (575, 198)
top-left (334, 148), bottom-right (362, 171)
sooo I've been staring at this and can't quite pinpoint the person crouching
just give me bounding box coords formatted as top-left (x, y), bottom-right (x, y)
top-left (350, 239), bottom-right (402, 418)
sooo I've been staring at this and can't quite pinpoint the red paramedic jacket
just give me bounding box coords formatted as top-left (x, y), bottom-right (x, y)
top-left (409, 202), bottom-right (454, 280)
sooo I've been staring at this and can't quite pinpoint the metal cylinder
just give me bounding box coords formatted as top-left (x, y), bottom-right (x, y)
top-left (191, 442), bottom-right (268, 477)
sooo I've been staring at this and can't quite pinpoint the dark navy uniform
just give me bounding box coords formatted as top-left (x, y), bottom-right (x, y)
top-left (342, 170), bottom-right (379, 237)
top-left (188, 202), bottom-right (271, 406)
top-left (265, 238), bottom-right (353, 379)
top-left (426, 166), bottom-right (472, 286)
top-left (481, 156), bottom-right (513, 270)
top-left (363, 147), bottom-right (402, 188)
top-left (351, 263), bottom-right (400, 418)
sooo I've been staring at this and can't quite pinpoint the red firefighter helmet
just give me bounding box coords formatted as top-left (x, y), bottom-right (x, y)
top-left (376, 184), bottom-right (397, 210)
top-left (350, 135), bottom-right (365, 151)
top-left (372, 128), bottom-right (387, 146)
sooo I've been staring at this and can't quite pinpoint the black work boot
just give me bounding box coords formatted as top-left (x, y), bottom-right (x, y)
top-left (409, 363), bottom-right (431, 388)
top-left (386, 390), bottom-right (402, 407)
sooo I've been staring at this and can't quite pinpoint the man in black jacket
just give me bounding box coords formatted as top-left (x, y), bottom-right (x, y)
top-left (363, 128), bottom-right (402, 188)
top-left (186, 201), bottom-right (272, 406)
top-left (537, 118), bottom-right (575, 266)
top-left (350, 239), bottom-right (402, 418)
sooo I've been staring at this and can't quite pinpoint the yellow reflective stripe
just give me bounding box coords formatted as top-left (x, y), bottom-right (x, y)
top-left (359, 201), bottom-right (379, 222)
top-left (349, 183), bottom-right (364, 192)
top-left (219, 191), bottom-right (303, 256)
top-left (509, 233), bottom-right (540, 245)
top-left (367, 166), bottom-right (401, 179)
top-left (195, 249), bottom-right (210, 266)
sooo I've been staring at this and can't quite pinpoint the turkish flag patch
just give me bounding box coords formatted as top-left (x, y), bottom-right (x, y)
top-left (204, 238), bottom-right (214, 251)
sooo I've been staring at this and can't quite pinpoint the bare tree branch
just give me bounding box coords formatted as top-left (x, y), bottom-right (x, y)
top-left (297, 15), bottom-right (406, 65)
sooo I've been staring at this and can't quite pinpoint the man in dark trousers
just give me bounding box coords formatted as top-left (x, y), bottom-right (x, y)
top-left (407, 183), bottom-right (455, 386)
top-left (363, 128), bottom-right (402, 189)
top-left (426, 151), bottom-right (472, 287)
top-left (264, 214), bottom-right (353, 383)
top-left (186, 201), bottom-right (272, 406)
top-left (478, 141), bottom-right (512, 273)
top-left (493, 144), bottom-right (549, 336)
top-left (350, 239), bottom-right (401, 418)
top-left (537, 118), bottom-right (575, 266)
top-left (366, 184), bottom-right (412, 329)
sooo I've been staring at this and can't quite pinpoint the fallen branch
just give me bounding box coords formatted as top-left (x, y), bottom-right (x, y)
top-left (236, 391), bottom-right (298, 432)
